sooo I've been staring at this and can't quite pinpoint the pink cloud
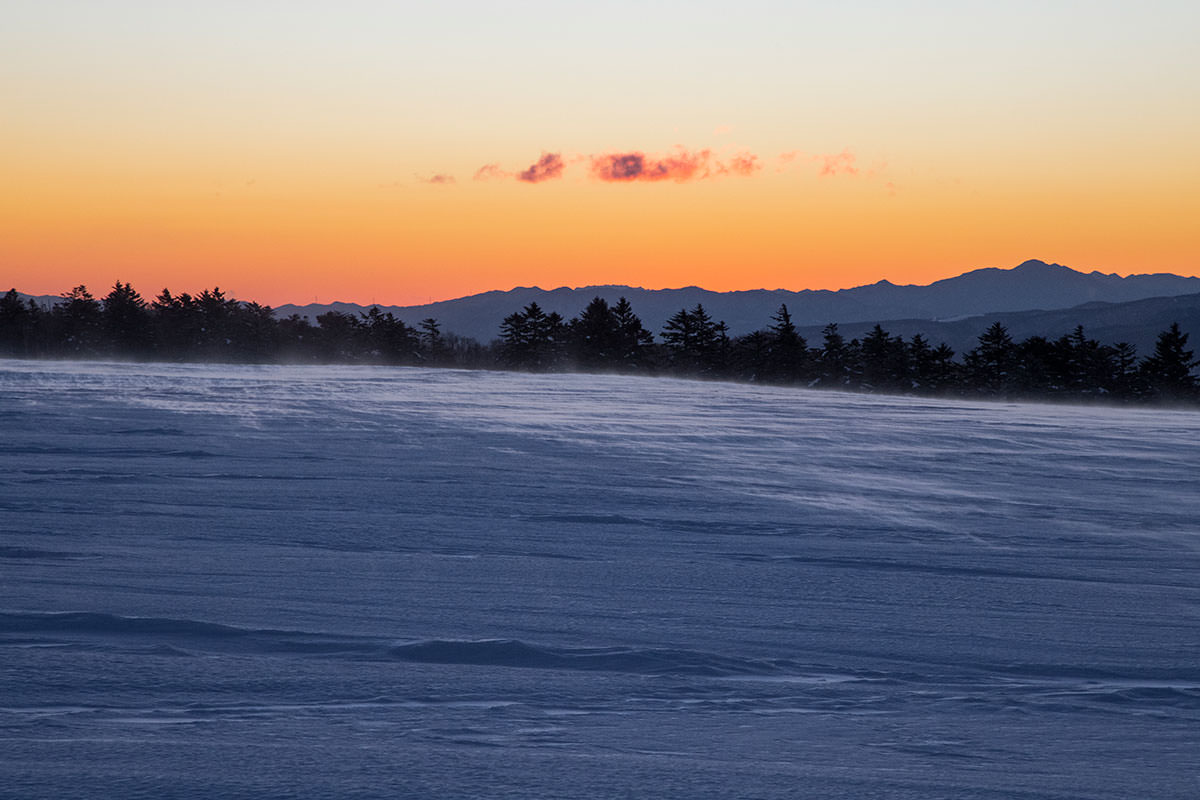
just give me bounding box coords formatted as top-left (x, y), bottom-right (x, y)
top-left (517, 152), bottom-right (565, 183)
top-left (473, 163), bottom-right (511, 181)
top-left (775, 149), bottom-right (866, 177)
top-left (475, 147), bottom-right (773, 185)
top-left (717, 151), bottom-right (761, 176)
top-left (817, 149), bottom-right (859, 177)
top-left (591, 148), bottom-right (714, 182)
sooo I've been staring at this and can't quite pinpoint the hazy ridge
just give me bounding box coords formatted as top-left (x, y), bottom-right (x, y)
top-left (266, 259), bottom-right (1200, 342)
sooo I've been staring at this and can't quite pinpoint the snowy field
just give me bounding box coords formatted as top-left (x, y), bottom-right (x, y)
top-left (2, 359), bottom-right (1199, 799)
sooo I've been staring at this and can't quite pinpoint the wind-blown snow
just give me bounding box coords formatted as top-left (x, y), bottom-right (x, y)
top-left (2, 360), bottom-right (1199, 798)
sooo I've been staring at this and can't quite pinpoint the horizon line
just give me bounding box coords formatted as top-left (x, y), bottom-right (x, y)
top-left (14, 258), bottom-right (1200, 309)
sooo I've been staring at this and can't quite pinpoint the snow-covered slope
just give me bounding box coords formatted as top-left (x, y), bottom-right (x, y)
top-left (2, 361), bottom-right (1199, 798)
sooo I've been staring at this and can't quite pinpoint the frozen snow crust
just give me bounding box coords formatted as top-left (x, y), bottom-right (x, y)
top-left (2, 360), bottom-right (1199, 798)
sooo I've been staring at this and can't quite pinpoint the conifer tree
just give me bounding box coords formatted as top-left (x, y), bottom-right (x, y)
top-left (500, 302), bottom-right (567, 370)
top-left (52, 285), bottom-right (103, 356)
top-left (661, 304), bottom-right (722, 374)
top-left (816, 323), bottom-right (851, 387)
top-left (361, 306), bottom-right (419, 365)
top-left (965, 322), bottom-right (1018, 394)
top-left (764, 304), bottom-right (808, 383)
top-left (419, 318), bottom-right (445, 364)
top-left (860, 324), bottom-right (907, 391)
top-left (570, 297), bottom-right (619, 369)
top-left (102, 281), bottom-right (152, 356)
top-left (1109, 341), bottom-right (1140, 398)
top-left (0, 289), bottom-right (39, 357)
top-left (610, 297), bottom-right (653, 369)
top-left (1140, 322), bottom-right (1197, 400)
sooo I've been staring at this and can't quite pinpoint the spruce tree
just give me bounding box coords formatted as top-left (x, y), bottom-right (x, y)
top-left (102, 281), bottom-right (152, 356)
top-left (1140, 323), bottom-right (1197, 400)
top-left (52, 285), bottom-right (103, 356)
top-left (965, 322), bottom-right (1017, 394)
top-left (764, 304), bottom-right (808, 383)
top-left (0, 289), bottom-right (37, 357)
top-left (570, 297), bottom-right (619, 369)
top-left (611, 297), bottom-right (653, 369)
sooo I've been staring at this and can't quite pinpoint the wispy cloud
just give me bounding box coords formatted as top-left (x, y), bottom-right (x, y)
top-left (517, 152), bottom-right (565, 183)
top-left (421, 173), bottom-right (456, 185)
top-left (716, 151), bottom-right (761, 176)
top-left (776, 149), bottom-right (861, 177)
top-left (817, 149), bottom-right (858, 177)
top-left (473, 163), bottom-right (511, 181)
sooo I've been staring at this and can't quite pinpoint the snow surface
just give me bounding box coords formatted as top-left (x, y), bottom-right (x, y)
top-left (2, 359), bottom-right (1199, 799)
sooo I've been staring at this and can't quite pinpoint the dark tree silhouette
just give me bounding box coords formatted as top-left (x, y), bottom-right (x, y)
top-left (314, 311), bottom-right (363, 361)
top-left (610, 297), bottom-right (654, 369)
top-left (965, 322), bottom-right (1018, 394)
top-left (570, 297), bottom-right (620, 369)
top-left (500, 302), bottom-right (567, 370)
top-left (860, 324), bottom-right (908, 392)
top-left (361, 306), bottom-right (420, 365)
top-left (730, 329), bottom-right (771, 382)
top-left (419, 318), bottom-right (446, 364)
top-left (233, 302), bottom-right (280, 361)
top-left (1140, 322), bottom-right (1197, 400)
top-left (1015, 335), bottom-right (1060, 394)
top-left (52, 285), bottom-right (103, 356)
top-left (763, 304), bottom-right (809, 383)
top-left (102, 281), bottom-right (152, 356)
top-left (0, 289), bottom-right (41, 357)
top-left (1110, 341), bottom-right (1141, 398)
top-left (152, 289), bottom-right (198, 358)
top-left (661, 304), bottom-right (724, 374)
top-left (815, 323), bottom-right (852, 387)
top-left (907, 334), bottom-right (957, 392)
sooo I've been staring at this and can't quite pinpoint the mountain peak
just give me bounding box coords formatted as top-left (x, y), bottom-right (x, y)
top-left (1013, 259), bottom-right (1063, 272)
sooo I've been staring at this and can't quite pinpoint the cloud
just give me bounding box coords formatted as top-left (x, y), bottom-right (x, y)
top-left (817, 149), bottom-right (859, 177)
top-left (775, 149), bottom-right (862, 177)
top-left (473, 163), bottom-right (511, 181)
top-left (717, 151), bottom-right (761, 176)
top-left (422, 174), bottom-right (456, 185)
top-left (517, 152), bottom-right (565, 183)
top-left (475, 146), bottom-right (772, 185)
top-left (590, 147), bottom-right (715, 182)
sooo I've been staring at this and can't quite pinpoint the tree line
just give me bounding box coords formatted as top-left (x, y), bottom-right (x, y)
top-left (0, 284), bottom-right (481, 368)
top-left (3, 283), bottom-right (1197, 403)
top-left (498, 299), bottom-right (1197, 402)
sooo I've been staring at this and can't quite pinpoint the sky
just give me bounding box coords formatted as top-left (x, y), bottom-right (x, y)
top-left (3, 0), bottom-right (1198, 306)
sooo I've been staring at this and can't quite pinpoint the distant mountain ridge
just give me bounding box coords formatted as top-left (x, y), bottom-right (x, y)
top-left (270, 260), bottom-right (1200, 342)
top-left (15, 260), bottom-right (1200, 345)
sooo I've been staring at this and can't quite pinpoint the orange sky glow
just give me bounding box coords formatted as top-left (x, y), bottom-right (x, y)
top-left (3, 2), bottom-right (1197, 307)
